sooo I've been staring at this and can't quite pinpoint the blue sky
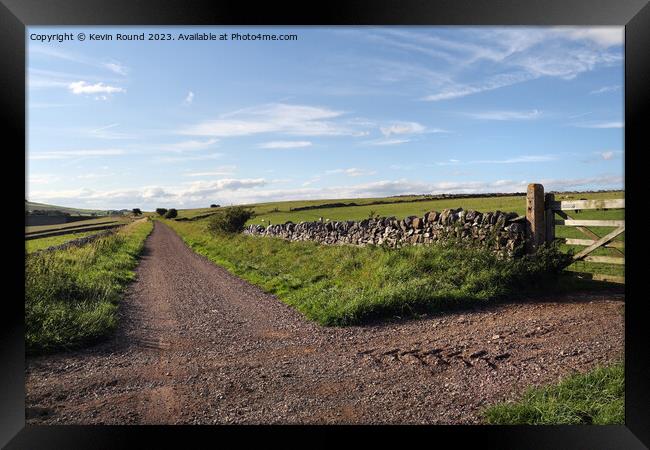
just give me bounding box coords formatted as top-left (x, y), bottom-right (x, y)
top-left (27, 26), bottom-right (624, 210)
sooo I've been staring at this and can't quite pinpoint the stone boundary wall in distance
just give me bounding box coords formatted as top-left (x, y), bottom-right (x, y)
top-left (29, 228), bottom-right (121, 255)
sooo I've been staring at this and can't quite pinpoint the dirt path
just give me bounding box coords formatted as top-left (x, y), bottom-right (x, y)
top-left (25, 221), bottom-right (625, 424)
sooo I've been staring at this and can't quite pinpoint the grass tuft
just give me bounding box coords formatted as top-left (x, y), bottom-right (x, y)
top-left (484, 363), bottom-right (624, 424)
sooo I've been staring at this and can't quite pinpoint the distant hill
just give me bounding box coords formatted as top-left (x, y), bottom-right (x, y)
top-left (25, 201), bottom-right (122, 216)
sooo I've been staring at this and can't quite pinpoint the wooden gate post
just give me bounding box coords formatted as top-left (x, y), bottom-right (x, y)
top-left (545, 192), bottom-right (555, 244)
top-left (526, 183), bottom-right (546, 253)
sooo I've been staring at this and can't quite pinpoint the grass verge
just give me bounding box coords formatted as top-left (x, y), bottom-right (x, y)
top-left (25, 218), bottom-right (153, 354)
top-left (165, 219), bottom-right (570, 326)
top-left (484, 363), bottom-right (624, 424)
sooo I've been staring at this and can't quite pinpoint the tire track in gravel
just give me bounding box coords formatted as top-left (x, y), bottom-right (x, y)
top-left (25, 221), bottom-right (625, 424)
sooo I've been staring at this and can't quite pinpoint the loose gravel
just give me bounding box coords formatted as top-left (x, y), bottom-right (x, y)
top-left (25, 221), bottom-right (625, 424)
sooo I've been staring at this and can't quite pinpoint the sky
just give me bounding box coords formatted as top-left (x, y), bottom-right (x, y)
top-left (27, 26), bottom-right (624, 210)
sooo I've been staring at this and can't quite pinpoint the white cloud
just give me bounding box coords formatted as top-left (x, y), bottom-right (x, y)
top-left (29, 177), bottom-right (269, 207)
top-left (376, 27), bottom-right (625, 102)
top-left (423, 88), bottom-right (477, 102)
top-left (581, 150), bottom-right (623, 163)
top-left (467, 109), bottom-right (542, 121)
top-left (363, 120), bottom-right (441, 146)
top-left (436, 155), bottom-right (556, 165)
top-left (184, 165), bottom-right (237, 177)
top-left (322, 175), bottom-right (622, 198)
top-left (598, 151), bottom-right (624, 161)
top-left (141, 187), bottom-right (171, 199)
top-left (28, 149), bottom-right (126, 160)
top-left (366, 138), bottom-right (411, 146)
top-left (575, 121), bottom-right (624, 129)
top-left (258, 140), bottom-right (312, 149)
top-left (590, 85), bottom-right (621, 94)
top-left (30, 46), bottom-right (85, 63)
top-left (180, 103), bottom-right (370, 138)
top-left (423, 71), bottom-right (536, 101)
top-left (29, 186), bottom-right (174, 205)
top-left (568, 112), bottom-right (594, 119)
top-left (184, 91), bottom-right (194, 105)
top-left (510, 52), bottom-right (620, 80)
top-left (487, 155), bottom-right (555, 163)
top-left (539, 175), bottom-right (623, 190)
top-left (182, 179), bottom-right (268, 197)
top-left (103, 62), bottom-right (128, 76)
top-left (86, 123), bottom-right (133, 140)
top-left (302, 175), bottom-right (323, 186)
top-left (380, 121), bottom-right (426, 137)
top-left (28, 69), bottom-right (104, 90)
top-left (553, 27), bottom-right (623, 47)
top-left (28, 174), bottom-right (60, 185)
top-left (68, 81), bottom-right (125, 95)
top-left (160, 138), bottom-right (219, 152)
top-left (31, 46), bottom-right (130, 76)
top-left (326, 168), bottom-right (377, 177)
top-left (76, 172), bottom-right (114, 179)
top-left (91, 123), bottom-right (118, 133)
top-left (28, 102), bottom-right (74, 109)
top-left (157, 152), bottom-right (223, 163)
top-left (389, 164), bottom-right (415, 170)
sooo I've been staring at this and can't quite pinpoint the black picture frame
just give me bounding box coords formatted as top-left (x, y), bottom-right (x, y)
top-left (2, 0), bottom-right (648, 447)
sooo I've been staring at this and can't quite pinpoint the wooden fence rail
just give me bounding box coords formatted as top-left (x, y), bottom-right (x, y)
top-left (526, 184), bottom-right (624, 284)
top-left (550, 199), bottom-right (625, 211)
top-left (555, 219), bottom-right (625, 227)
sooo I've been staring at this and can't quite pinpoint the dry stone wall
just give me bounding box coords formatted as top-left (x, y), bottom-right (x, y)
top-left (30, 228), bottom-right (120, 255)
top-left (244, 208), bottom-right (527, 257)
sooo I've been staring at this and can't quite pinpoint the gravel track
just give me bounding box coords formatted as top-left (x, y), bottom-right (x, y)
top-left (25, 221), bottom-right (625, 424)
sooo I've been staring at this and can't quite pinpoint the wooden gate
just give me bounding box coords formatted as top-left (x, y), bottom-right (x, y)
top-left (526, 184), bottom-right (625, 284)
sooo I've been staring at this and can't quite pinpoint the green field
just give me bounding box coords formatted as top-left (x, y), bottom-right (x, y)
top-left (164, 218), bottom-right (571, 326)
top-left (26, 230), bottom-right (107, 254)
top-left (484, 363), bottom-right (624, 425)
top-left (177, 191), bottom-right (622, 223)
top-left (248, 195), bottom-right (528, 225)
top-left (174, 194), bottom-right (441, 220)
top-left (25, 216), bottom-right (130, 235)
top-left (25, 218), bottom-right (153, 354)
top-left (176, 191), bottom-right (624, 280)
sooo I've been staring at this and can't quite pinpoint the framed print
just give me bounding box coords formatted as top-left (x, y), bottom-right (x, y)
top-left (2, 0), bottom-right (648, 448)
